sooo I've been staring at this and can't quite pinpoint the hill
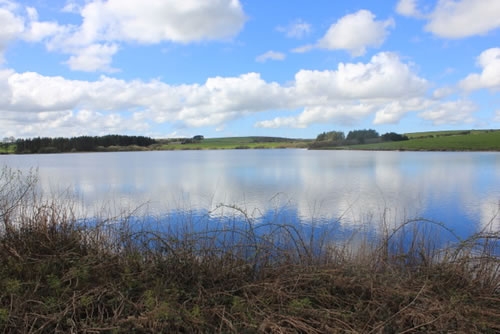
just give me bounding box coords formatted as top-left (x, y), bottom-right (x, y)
top-left (153, 136), bottom-right (311, 150)
top-left (316, 129), bottom-right (500, 151)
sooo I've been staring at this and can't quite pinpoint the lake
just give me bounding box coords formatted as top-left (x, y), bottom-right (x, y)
top-left (1, 149), bottom-right (499, 241)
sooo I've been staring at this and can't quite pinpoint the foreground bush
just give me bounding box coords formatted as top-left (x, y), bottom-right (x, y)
top-left (1, 169), bottom-right (500, 333)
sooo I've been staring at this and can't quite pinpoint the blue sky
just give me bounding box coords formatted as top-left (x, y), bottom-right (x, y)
top-left (1, 0), bottom-right (499, 139)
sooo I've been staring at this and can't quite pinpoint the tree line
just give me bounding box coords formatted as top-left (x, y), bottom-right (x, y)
top-left (15, 135), bottom-right (157, 154)
top-left (310, 129), bottom-right (408, 148)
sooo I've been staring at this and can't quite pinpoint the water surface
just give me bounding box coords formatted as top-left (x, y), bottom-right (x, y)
top-left (1, 150), bottom-right (499, 240)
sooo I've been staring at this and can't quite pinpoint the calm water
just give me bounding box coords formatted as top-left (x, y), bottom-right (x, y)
top-left (1, 149), bottom-right (499, 239)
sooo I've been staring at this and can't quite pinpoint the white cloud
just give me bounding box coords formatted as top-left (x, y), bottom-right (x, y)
top-left (494, 110), bottom-right (500, 123)
top-left (291, 44), bottom-right (314, 54)
top-left (253, 117), bottom-right (297, 129)
top-left (374, 98), bottom-right (432, 124)
top-left (258, 52), bottom-right (429, 128)
top-left (166, 73), bottom-right (290, 127)
top-left (73, 0), bottom-right (246, 44)
top-left (276, 19), bottom-right (312, 39)
top-left (3, 0), bottom-right (247, 72)
top-left (65, 43), bottom-right (119, 72)
top-left (0, 70), bottom-right (289, 135)
top-left (0, 2), bottom-right (24, 63)
top-left (258, 104), bottom-right (376, 129)
top-left (256, 50), bottom-right (285, 63)
top-left (23, 20), bottom-right (65, 42)
top-left (396, 0), bottom-right (500, 39)
top-left (432, 86), bottom-right (455, 99)
top-left (61, 1), bottom-right (81, 14)
top-left (257, 104), bottom-right (380, 129)
top-left (418, 100), bottom-right (477, 125)
top-left (293, 52), bottom-right (427, 100)
top-left (0, 68), bottom-right (14, 104)
top-left (0, 52), bottom-right (433, 136)
top-left (22, 7), bottom-right (67, 42)
top-left (6, 71), bottom-right (87, 111)
top-left (396, 0), bottom-right (423, 18)
top-left (315, 10), bottom-right (394, 56)
top-left (0, 70), bottom-right (151, 136)
top-left (425, 0), bottom-right (500, 38)
top-left (459, 48), bottom-right (500, 91)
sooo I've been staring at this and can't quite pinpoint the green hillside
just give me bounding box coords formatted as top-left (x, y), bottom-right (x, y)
top-left (154, 136), bottom-right (311, 150)
top-left (336, 130), bottom-right (500, 151)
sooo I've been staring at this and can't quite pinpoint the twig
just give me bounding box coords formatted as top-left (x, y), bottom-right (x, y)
top-left (367, 282), bottom-right (427, 334)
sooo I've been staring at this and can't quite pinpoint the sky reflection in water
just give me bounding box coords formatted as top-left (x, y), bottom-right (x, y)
top-left (1, 150), bottom-right (499, 243)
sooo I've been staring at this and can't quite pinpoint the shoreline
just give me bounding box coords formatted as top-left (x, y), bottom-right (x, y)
top-left (4, 145), bottom-right (500, 155)
top-left (3, 129), bottom-right (500, 154)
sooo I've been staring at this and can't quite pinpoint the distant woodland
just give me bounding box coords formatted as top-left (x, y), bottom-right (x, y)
top-left (14, 135), bottom-right (156, 154)
top-left (309, 129), bottom-right (408, 148)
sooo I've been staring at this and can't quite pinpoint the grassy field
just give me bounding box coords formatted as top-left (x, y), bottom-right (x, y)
top-left (153, 136), bottom-right (311, 150)
top-left (339, 129), bottom-right (500, 151)
top-left (1, 168), bottom-right (500, 333)
top-left (0, 144), bottom-right (15, 154)
top-left (156, 130), bottom-right (500, 152)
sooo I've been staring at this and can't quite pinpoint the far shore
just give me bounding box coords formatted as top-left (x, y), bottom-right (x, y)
top-left (2, 129), bottom-right (500, 154)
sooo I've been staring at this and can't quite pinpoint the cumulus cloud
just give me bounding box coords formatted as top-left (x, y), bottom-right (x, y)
top-left (0, 71), bottom-right (151, 137)
top-left (396, 0), bottom-right (423, 18)
top-left (0, 69), bottom-right (14, 105)
top-left (425, 0), bottom-right (500, 38)
top-left (72, 0), bottom-right (246, 44)
top-left (459, 48), bottom-right (500, 91)
top-left (276, 19), bottom-right (312, 39)
top-left (61, 1), bottom-right (80, 14)
top-left (1, 0), bottom-right (248, 72)
top-left (22, 7), bottom-right (68, 42)
top-left (432, 86), bottom-right (455, 99)
top-left (8, 52), bottom-right (488, 135)
top-left (396, 0), bottom-right (500, 39)
top-left (0, 1), bottom-right (24, 63)
top-left (162, 73), bottom-right (290, 127)
top-left (258, 52), bottom-right (429, 128)
top-left (65, 43), bottom-right (119, 72)
top-left (255, 51), bottom-right (286, 63)
top-left (293, 52), bottom-right (427, 100)
top-left (418, 100), bottom-right (477, 125)
top-left (374, 98), bottom-right (432, 124)
top-left (311, 10), bottom-right (394, 57)
top-left (60, 0), bottom-right (245, 71)
top-left (494, 110), bottom-right (500, 123)
top-left (0, 70), bottom-right (289, 136)
top-left (0, 52), bottom-right (433, 136)
top-left (257, 104), bottom-right (376, 129)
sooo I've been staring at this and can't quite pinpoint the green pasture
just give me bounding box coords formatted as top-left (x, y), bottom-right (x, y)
top-left (155, 136), bottom-right (311, 150)
top-left (0, 144), bottom-right (15, 154)
top-left (346, 130), bottom-right (500, 151)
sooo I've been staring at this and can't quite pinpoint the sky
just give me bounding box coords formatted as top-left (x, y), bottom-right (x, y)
top-left (0, 0), bottom-right (499, 139)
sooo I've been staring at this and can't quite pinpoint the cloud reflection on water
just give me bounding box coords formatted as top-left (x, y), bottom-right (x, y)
top-left (1, 150), bottom-right (499, 239)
